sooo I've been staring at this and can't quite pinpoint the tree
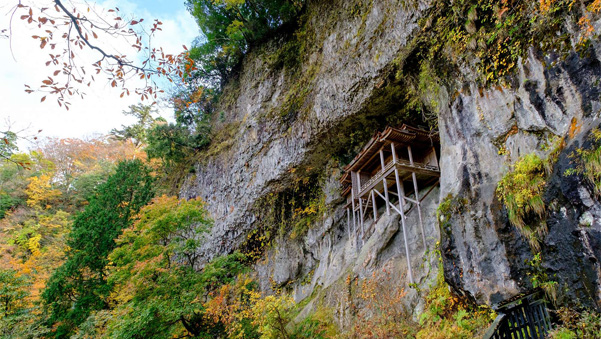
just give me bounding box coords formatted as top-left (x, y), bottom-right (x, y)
top-left (6, 0), bottom-right (192, 108)
top-left (42, 160), bottom-right (155, 338)
top-left (25, 174), bottom-right (61, 209)
top-left (185, 0), bottom-right (305, 86)
top-left (103, 195), bottom-right (222, 338)
top-left (0, 269), bottom-right (32, 338)
top-left (61, 195), bottom-right (257, 338)
top-left (37, 136), bottom-right (142, 206)
top-left (0, 132), bottom-right (18, 163)
top-left (110, 104), bottom-right (158, 148)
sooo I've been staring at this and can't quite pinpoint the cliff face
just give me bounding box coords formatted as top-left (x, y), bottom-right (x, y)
top-left (439, 49), bottom-right (601, 308)
top-left (181, 0), bottom-right (601, 323)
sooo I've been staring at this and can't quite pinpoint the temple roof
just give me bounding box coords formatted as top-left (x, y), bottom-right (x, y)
top-left (340, 125), bottom-right (438, 184)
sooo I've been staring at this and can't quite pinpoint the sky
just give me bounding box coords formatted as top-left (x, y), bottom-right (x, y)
top-left (0, 0), bottom-right (200, 149)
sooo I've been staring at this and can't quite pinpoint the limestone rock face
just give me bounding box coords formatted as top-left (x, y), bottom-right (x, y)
top-left (180, 0), bottom-right (601, 322)
top-left (439, 49), bottom-right (601, 308)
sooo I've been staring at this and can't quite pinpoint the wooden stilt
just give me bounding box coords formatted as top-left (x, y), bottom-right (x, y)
top-left (351, 189), bottom-right (357, 247)
top-left (408, 145), bottom-right (427, 249)
top-left (358, 196), bottom-right (364, 243)
top-left (371, 190), bottom-right (378, 221)
top-left (392, 142), bottom-right (414, 284)
top-left (380, 150), bottom-right (390, 216)
top-left (346, 208), bottom-right (351, 243)
top-left (356, 172), bottom-right (365, 244)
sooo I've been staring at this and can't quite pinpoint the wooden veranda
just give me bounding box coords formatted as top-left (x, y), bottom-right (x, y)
top-left (341, 125), bottom-right (440, 283)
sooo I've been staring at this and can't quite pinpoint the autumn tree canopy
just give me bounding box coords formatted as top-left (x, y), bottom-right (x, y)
top-left (42, 160), bottom-right (155, 338)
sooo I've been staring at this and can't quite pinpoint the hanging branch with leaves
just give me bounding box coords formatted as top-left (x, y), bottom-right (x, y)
top-left (7, 0), bottom-right (197, 109)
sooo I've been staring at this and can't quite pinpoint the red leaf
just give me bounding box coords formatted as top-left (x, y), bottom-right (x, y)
top-left (41, 96), bottom-right (46, 102)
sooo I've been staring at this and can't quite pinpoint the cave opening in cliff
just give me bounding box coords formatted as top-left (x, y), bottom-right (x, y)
top-left (339, 124), bottom-right (440, 283)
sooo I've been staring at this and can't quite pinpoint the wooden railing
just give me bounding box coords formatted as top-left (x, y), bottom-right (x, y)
top-left (358, 159), bottom-right (439, 194)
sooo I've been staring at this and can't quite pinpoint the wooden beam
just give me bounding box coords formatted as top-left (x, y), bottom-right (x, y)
top-left (351, 188), bottom-right (357, 248)
top-left (346, 208), bottom-right (351, 243)
top-left (380, 149), bottom-right (390, 216)
top-left (374, 189), bottom-right (405, 216)
top-left (409, 145), bottom-right (427, 249)
top-left (358, 196), bottom-right (364, 244)
top-left (420, 179), bottom-right (439, 203)
top-left (403, 196), bottom-right (419, 204)
top-left (371, 190), bottom-right (378, 221)
top-left (392, 142), bottom-right (414, 284)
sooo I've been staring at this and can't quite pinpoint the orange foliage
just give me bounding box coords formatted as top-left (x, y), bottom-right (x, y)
top-left (345, 268), bottom-right (413, 338)
top-left (38, 136), bottom-right (145, 192)
top-left (539, 0), bottom-right (556, 13)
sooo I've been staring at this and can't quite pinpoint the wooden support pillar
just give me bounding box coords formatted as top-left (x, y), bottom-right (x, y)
top-left (431, 146), bottom-right (439, 168)
top-left (358, 196), bottom-right (364, 243)
top-left (351, 189), bottom-right (357, 248)
top-left (356, 171), bottom-right (365, 243)
top-left (408, 145), bottom-right (427, 249)
top-left (380, 149), bottom-right (390, 216)
top-left (371, 190), bottom-right (377, 221)
top-left (392, 142), bottom-right (414, 284)
top-left (346, 208), bottom-right (351, 243)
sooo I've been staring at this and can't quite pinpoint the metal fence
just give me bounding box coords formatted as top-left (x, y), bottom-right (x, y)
top-left (484, 291), bottom-right (552, 339)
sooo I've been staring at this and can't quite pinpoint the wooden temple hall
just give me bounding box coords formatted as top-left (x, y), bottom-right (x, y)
top-left (340, 125), bottom-right (440, 283)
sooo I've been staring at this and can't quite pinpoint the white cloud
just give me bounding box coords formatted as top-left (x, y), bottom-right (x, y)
top-left (0, 0), bottom-right (199, 149)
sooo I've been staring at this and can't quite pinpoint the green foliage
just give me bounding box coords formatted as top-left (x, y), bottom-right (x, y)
top-left (409, 0), bottom-right (582, 86)
top-left (69, 161), bottom-right (115, 207)
top-left (0, 153), bottom-right (47, 218)
top-left (565, 129), bottom-right (601, 198)
top-left (110, 104), bottom-right (158, 148)
top-left (497, 153), bottom-right (548, 249)
top-left (42, 160), bottom-right (155, 338)
top-left (104, 250), bottom-right (249, 338)
top-left (185, 0), bottom-right (304, 85)
top-left (549, 307), bottom-right (601, 338)
top-left (146, 120), bottom-right (209, 167)
top-left (0, 269), bottom-right (30, 319)
top-left (0, 194), bottom-right (20, 220)
top-left (526, 253), bottom-right (558, 302)
top-left (87, 195), bottom-right (248, 338)
top-left (0, 131), bottom-right (18, 162)
top-left (496, 137), bottom-right (562, 251)
top-left (0, 269), bottom-right (41, 339)
top-left (416, 262), bottom-right (494, 339)
top-left (250, 168), bottom-right (324, 261)
top-left (290, 309), bottom-right (336, 339)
